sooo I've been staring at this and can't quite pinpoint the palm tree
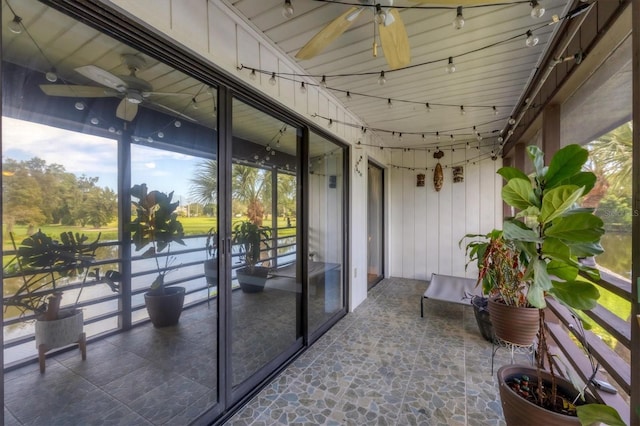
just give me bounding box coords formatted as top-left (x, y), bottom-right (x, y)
top-left (232, 164), bottom-right (271, 225)
top-left (189, 160), bottom-right (217, 205)
top-left (587, 121), bottom-right (632, 196)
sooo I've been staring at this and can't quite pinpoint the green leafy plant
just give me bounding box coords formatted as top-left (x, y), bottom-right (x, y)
top-left (498, 144), bottom-right (623, 425)
top-left (231, 220), bottom-right (271, 273)
top-left (3, 229), bottom-right (102, 319)
top-left (130, 183), bottom-right (185, 293)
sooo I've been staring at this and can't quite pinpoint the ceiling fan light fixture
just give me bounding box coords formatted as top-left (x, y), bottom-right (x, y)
top-left (374, 4), bottom-right (386, 25)
top-left (282, 0), bottom-right (294, 19)
top-left (526, 30), bottom-right (539, 47)
top-left (8, 14), bottom-right (22, 34)
top-left (530, 0), bottom-right (545, 19)
top-left (446, 57), bottom-right (456, 74)
top-left (45, 67), bottom-right (58, 83)
top-left (452, 6), bottom-right (465, 30)
top-left (126, 91), bottom-right (144, 104)
top-left (378, 70), bottom-right (386, 85)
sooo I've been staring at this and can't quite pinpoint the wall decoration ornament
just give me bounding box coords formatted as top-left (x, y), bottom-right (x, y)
top-left (434, 163), bottom-right (443, 191)
top-left (416, 173), bottom-right (425, 187)
top-left (433, 149), bottom-right (444, 191)
top-left (453, 166), bottom-right (464, 183)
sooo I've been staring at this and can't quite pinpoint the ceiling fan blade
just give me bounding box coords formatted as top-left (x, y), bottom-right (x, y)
top-left (408, 0), bottom-right (511, 4)
top-left (75, 65), bottom-right (127, 92)
top-left (39, 84), bottom-right (114, 97)
top-left (378, 9), bottom-right (411, 70)
top-left (143, 91), bottom-right (193, 98)
top-left (295, 6), bottom-right (363, 60)
top-left (116, 98), bottom-right (138, 121)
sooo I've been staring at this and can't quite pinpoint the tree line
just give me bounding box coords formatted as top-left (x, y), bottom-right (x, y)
top-left (2, 157), bottom-right (117, 233)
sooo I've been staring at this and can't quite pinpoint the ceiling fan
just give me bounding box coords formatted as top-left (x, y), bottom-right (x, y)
top-left (39, 54), bottom-right (192, 122)
top-left (295, 0), bottom-right (516, 70)
top-left (295, 0), bottom-right (410, 70)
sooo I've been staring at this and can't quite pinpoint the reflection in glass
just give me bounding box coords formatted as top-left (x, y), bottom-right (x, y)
top-left (231, 98), bottom-right (300, 387)
top-left (308, 132), bottom-right (345, 334)
top-left (367, 163), bottom-right (384, 289)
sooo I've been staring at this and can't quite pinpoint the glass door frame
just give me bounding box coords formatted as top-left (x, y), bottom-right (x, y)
top-left (367, 160), bottom-right (385, 289)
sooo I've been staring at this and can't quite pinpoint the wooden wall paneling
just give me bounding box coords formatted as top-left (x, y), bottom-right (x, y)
top-left (464, 155), bottom-right (480, 279)
top-left (259, 45), bottom-right (278, 99)
top-left (170, 0), bottom-right (208, 52)
top-left (402, 150), bottom-right (416, 278)
top-left (208, 1), bottom-right (236, 69)
top-left (451, 147), bottom-right (467, 277)
top-left (388, 151), bottom-right (403, 277)
top-left (235, 26), bottom-right (260, 87)
top-left (437, 157), bottom-right (453, 276)
top-left (479, 158), bottom-right (496, 236)
top-left (425, 156), bottom-right (439, 279)
top-left (414, 149), bottom-right (428, 280)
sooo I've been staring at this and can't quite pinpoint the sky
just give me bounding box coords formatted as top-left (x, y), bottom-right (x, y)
top-left (2, 116), bottom-right (202, 203)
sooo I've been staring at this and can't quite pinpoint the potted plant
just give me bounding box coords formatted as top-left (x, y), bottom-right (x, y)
top-left (232, 220), bottom-right (271, 293)
top-left (204, 227), bottom-right (218, 304)
top-left (462, 229), bottom-right (539, 346)
top-left (3, 229), bottom-right (104, 372)
top-left (130, 183), bottom-right (186, 327)
top-left (494, 144), bottom-right (624, 425)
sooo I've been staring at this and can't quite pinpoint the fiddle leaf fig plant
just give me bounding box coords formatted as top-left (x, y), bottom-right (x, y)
top-left (130, 183), bottom-right (185, 293)
top-left (498, 144), bottom-right (624, 425)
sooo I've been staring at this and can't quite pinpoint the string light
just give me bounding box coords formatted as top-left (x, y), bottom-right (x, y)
top-left (328, 118), bottom-right (333, 128)
top-left (378, 70), bottom-right (386, 85)
top-left (74, 102), bottom-right (85, 111)
top-left (346, 91), bottom-right (352, 100)
top-left (269, 72), bottom-right (277, 85)
top-left (249, 69), bottom-right (257, 80)
top-left (508, 116), bottom-right (516, 125)
top-left (452, 6), bottom-right (465, 30)
top-left (282, 0), bottom-right (294, 19)
top-left (320, 75), bottom-right (327, 88)
top-left (460, 106), bottom-right (465, 116)
top-left (526, 30), bottom-right (539, 47)
top-left (436, 132), bottom-right (440, 140)
top-left (446, 57), bottom-right (456, 74)
top-left (530, 0), bottom-right (545, 19)
top-left (493, 106), bottom-right (498, 115)
top-left (426, 103), bottom-right (431, 112)
top-left (299, 81), bottom-right (306, 94)
top-left (191, 97), bottom-right (199, 109)
top-left (387, 98), bottom-right (393, 109)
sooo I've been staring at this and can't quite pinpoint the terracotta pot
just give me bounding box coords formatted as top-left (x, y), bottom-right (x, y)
top-left (497, 364), bottom-right (595, 426)
top-left (144, 286), bottom-right (185, 327)
top-left (488, 297), bottom-right (539, 346)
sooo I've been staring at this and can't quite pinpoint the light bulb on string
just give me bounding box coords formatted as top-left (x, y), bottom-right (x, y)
top-left (387, 98), bottom-right (393, 109)
top-left (90, 117), bottom-right (99, 125)
top-left (526, 30), bottom-right (539, 47)
top-left (452, 6), bottom-right (465, 30)
top-left (530, 0), bottom-right (545, 19)
top-left (466, 142), bottom-right (470, 150)
top-left (8, 15), bottom-right (22, 34)
top-left (299, 81), bottom-right (306, 94)
top-left (472, 126), bottom-right (478, 136)
top-left (75, 102), bottom-right (85, 111)
top-left (398, 133), bottom-right (403, 143)
top-left (328, 119), bottom-right (333, 128)
top-left (320, 75), bottom-right (327, 88)
top-left (346, 91), bottom-right (352, 100)
top-left (282, 0), bottom-right (294, 19)
top-left (508, 116), bottom-right (516, 125)
top-left (249, 69), bottom-right (257, 81)
top-left (450, 134), bottom-right (455, 142)
top-left (476, 133), bottom-right (483, 141)
top-left (493, 106), bottom-right (498, 115)
top-left (378, 70), bottom-right (386, 85)
top-left (191, 97), bottom-right (199, 109)
top-left (45, 67), bottom-right (58, 83)
top-left (269, 72), bottom-right (277, 86)
top-left (425, 103), bottom-right (431, 113)
top-left (460, 106), bottom-right (465, 116)
top-left (498, 136), bottom-right (504, 144)
top-left (446, 57), bottom-right (456, 74)
top-left (436, 131), bottom-right (440, 140)
top-left (174, 120), bottom-right (182, 128)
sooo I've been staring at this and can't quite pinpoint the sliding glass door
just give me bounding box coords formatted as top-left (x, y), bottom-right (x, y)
top-left (367, 162), bottom-right (384, 288)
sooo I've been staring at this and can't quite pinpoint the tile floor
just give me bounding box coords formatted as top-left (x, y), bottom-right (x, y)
top-left (4, 278), bottom-right (522, 425)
